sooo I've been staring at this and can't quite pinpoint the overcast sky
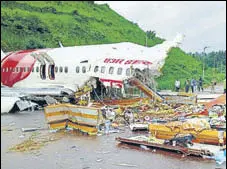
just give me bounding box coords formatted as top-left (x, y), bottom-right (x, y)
top-left (96, 1), bottom-right (226, 53)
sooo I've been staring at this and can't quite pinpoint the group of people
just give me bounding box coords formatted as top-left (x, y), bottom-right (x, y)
top-left (175, 77), bottom-right (204, 93)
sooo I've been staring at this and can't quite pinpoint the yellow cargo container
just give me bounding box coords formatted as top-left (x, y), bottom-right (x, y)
top-left (149, 123), bottom-right (226, 145)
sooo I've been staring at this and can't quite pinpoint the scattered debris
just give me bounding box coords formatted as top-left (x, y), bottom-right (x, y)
top-left (113, 163), bottom-right (137, 167)
top-left (9, 132), bottom-right (62, 152)
top-left (22, 128), bottom-right (40, 132)
top-left (19, 134), bottom-right (25, 138)
top-left (130, 123), bottom-right (148, 131)
top-left (96, 158), bottom-right (103, 162)
top-left (140, 145), bottom-right (149, 150)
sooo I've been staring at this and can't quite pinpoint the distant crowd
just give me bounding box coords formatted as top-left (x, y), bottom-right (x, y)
top-left (175, 77), bottom-right (204, 93)
top-left (175, 77), bottom-right (226, 94)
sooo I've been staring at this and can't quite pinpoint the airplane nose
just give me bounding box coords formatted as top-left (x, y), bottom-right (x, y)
top-left (1, 49), bottom-right (37, 87)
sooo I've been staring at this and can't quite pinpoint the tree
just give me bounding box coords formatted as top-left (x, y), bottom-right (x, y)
top-left (146, 30), bottom-right (156, 39)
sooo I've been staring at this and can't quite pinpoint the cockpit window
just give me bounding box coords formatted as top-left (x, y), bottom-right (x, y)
top-left (109, 67), bottom-right (114, 74)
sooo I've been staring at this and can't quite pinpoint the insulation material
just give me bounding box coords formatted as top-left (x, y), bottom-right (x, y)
top-left (44, 104), bottom-right (101, 135)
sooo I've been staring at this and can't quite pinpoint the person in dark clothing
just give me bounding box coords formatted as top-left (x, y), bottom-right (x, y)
top-left (100, 83), bottom-right (107, 98)
top-left (185, 79), bottom-right (190, 93)
top-left (198, 77), bottom-right (203, 92)
top-left (190, 78), bottom-right (195, 93)
top-left (90, 84), bottom-right (95, 100)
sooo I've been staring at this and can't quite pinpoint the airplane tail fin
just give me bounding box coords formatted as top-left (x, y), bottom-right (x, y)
top-left (173, 33), bottom-right (185, 46)
top-left (160, 33), bottom-right (185, 52)
top-left (147, 33), bottom-right (185, 74)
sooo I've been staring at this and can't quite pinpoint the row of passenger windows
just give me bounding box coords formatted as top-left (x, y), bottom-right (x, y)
top-left (94, 66), bottom-right (131, 76)
top-left (2, 66), bottom-right (131, 76)
top-left (1, 66), bottom-right (86, 74)
top-left (1, 67), bottom-right (30, 72)
top-left (31, 66), bottom-right (71, 73)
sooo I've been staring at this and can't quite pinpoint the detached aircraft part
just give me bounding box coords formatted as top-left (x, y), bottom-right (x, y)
top-left (44, 95), bottom-right (58, 105)
top-left (1, 96), bottom-right (38, 113)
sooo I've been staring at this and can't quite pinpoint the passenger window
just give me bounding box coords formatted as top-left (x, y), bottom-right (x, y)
top-left (94, 66), bottom-right (99, 73)
top-left (2, 68), bottom-right (5, 72)
top-left (126, 68), bottom-right (131, 76)
top-left (59, 66), bottom-right (63, 73)
top-left (76, 66), bottom-right (80, 73)
top-left (101, 66), bottom-right (105, 73)
top-left (5, 67), bottom-right (8, 72)
top-left (16, 67), bottom-right (19, 72)
top-left (117, 68), bottom-right (122, 75)
top-left (32, 67), bottom-right (34, 72)
top-left (109, 67), bottom-right (114, 74)
top-left (36, 66), bottom-right (39, 72)
top-left (55, 66), bottom-right (58, 73)
top-left (82, 66), bottom-right (86, 73)
top-left (20, 67), bottom-right (23, 72)
top-left (64, 66), bottom-right (68, 73)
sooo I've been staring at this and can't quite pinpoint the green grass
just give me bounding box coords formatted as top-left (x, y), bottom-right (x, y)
top-left (1, 1), bottom-right (225, 89)
top-left (156, 48), bottom-right (225, 90)
top-left (1, 1), bottom-right (163, 50)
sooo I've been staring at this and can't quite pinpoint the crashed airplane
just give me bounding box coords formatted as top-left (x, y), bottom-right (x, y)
top-left (1, 34), bottom-right (184, 113)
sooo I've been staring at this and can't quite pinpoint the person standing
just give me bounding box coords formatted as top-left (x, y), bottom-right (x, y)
top-left (185, 79), bottom-right (190, 93)
top-left (224, 78), bottom-right (226, 94)
top-left (190, 78), bottom-right (195, 93)
top-left (211, 79), bottom-right (216, 93)
top-left (175, 79), bottom-right (180, 92)
top-left (198, 77), bottom-right (204, 92)
top-left (193, 79), bottom-right (197, 92)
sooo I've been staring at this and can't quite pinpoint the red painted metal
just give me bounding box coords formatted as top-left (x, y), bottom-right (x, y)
top-left (1, 49), bottom-right (37, 87)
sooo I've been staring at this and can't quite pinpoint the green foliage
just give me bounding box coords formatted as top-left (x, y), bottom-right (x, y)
top-left (1, 1), bottom-right (163, 51)
top-left (188, 50), bottom-right (226, 74)
top-left (156, 48), bottom-right (226, 90)
top-left (1, 1), bottom-right (225, 90)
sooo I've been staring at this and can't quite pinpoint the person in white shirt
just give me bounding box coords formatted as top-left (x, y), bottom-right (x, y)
top-left (175, 79), bottom-right (180, 92)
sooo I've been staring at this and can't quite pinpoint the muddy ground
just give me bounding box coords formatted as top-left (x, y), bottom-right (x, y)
top-left (1, 110), bottom-right (226, 169)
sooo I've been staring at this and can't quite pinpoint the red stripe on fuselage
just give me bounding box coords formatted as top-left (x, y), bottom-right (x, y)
top-left (1, 49), bottom-right (37, 87)
top-left (100, 78), bottom-right (123, 88)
